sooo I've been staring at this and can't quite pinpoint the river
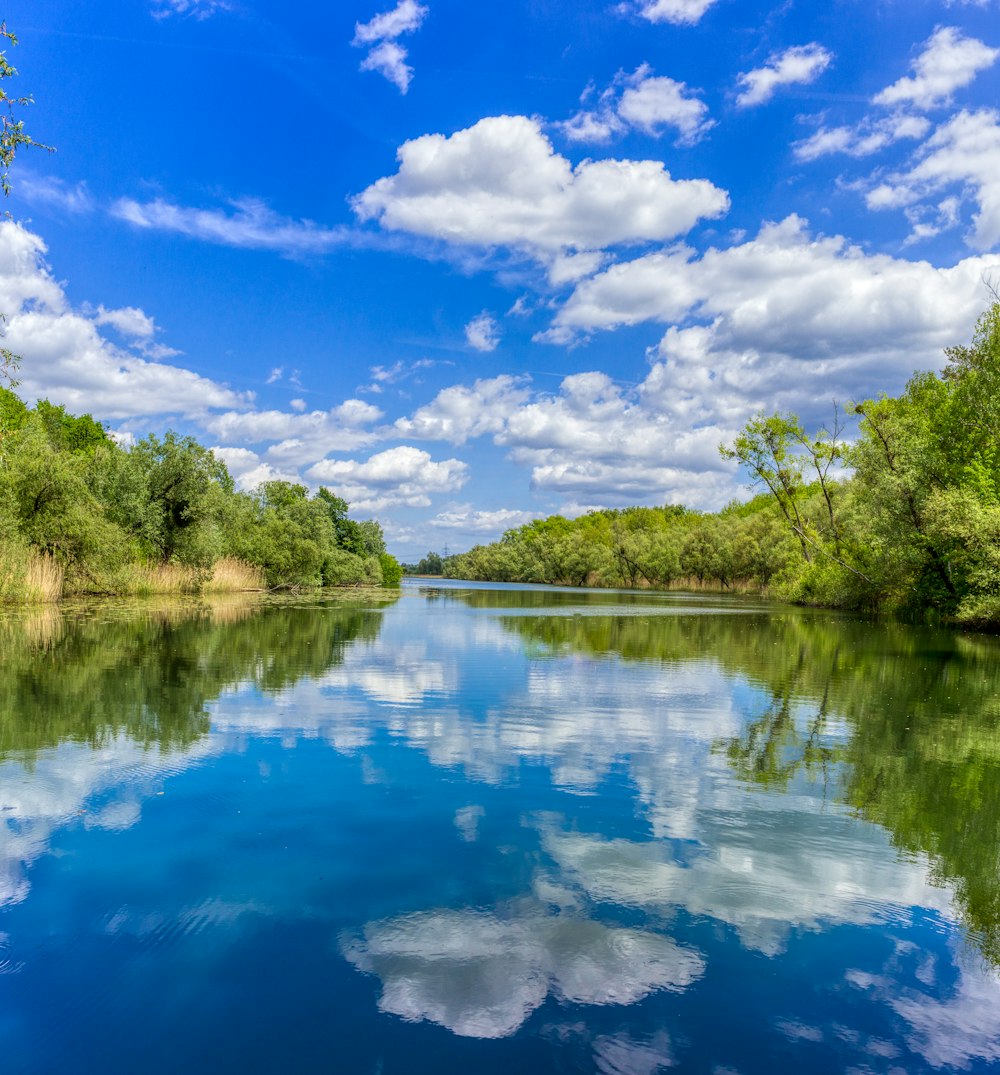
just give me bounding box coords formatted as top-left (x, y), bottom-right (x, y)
top-left (1, 580), bottom-right (999, 1073)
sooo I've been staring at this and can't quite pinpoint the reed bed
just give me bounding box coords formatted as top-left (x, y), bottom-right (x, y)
top-left (203, 557), bottom-right (265, 593)
top-left (0, 546), bottom-right (65, 603)
top-left (24, 553), bottom-right (65, 602)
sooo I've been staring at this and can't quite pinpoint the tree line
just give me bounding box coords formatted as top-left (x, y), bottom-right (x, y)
top-left (446, 301), bottom-right (1000, 629)
top-left (0, 387), bottom-right (402, 600)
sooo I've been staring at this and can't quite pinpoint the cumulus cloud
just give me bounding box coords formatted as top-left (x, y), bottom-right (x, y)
top-left (384, 216), bottom-right (998, 508)
top-left (112, 196), bottom-right (348, 257)
top-left (736, 44), bottom-right (833, 108)
top-left (0, 220), bottom-right (249, 419)
top-left (464, 312), bottom-right (501, 352)
top-left (352, 115), bottom-right (729, 268)
top-left (547, 215), bottom-right (994, 355)
top-left (397, 369), bottom-right (733, 508)
top-left (396, 375), bottom-right (531, 444)
top-left (201, 401), bottom-right (383, 467)
top-left (306, 445), bottom-right (468, 511)
top-left (209, 447), bottom-right (301, 491)
top-left (632, 0), bottom-right (718, 25)
top-left (560, 66), bottom-right (714, 147)
top-left (793, 113), bottom-right (931, 162)
top-left (874, 27), bottom-right (999, 111)
top-left (428, 507), bottom-right (543, 533)
top-left (90, 304), bottom-right (180, 360)
top-left (93, 304), bottom-right (156, 340)
top-left (864, 108), bottom-right (1000, 250)
top-left (353, 1), bottom-right (429, 94)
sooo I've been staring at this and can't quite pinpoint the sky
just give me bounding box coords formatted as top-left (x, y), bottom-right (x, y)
top-left (4, 0), bottom-right (1000, 559)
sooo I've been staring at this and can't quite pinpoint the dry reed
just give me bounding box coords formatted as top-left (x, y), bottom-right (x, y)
top-left (23, 552), bottom-right (64, 602)
top-left (203, 557), bottom-right (265, 593)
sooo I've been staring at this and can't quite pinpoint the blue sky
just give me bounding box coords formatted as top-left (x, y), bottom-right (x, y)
top-left (5, 0), bottom-right (1000, 558)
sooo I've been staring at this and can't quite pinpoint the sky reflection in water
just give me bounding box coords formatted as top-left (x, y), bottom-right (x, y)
top-left (1, 583), bottom-right (999, 1073)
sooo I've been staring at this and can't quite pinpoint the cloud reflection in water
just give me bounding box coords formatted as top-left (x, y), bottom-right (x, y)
top-left (341, 906), bottom-right (704, 1038)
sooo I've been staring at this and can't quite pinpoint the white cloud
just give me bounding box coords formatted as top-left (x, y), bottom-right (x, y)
top-left (736, 44), bottom-right (833, 108)
top-left (619, 74), bottom-right (713, 142)
top-left (360, 41), bottom-right (415, 94)
top-left (209, 447), bottom-right (301, 491)
top-left (864, 109), bottom-right (1000, 250)
top-left (353, 1), bottom-right (428, 94)
top-left (559, 109), bottom-right (621, 144)
top-left (306, 445), bottom-right (468, 511)
top-left (874, 27), bottom-right (999, 111)
top-left (150, 0), bottom-right (232, 18)
top-left (548, 215), bottom-right (995, 355)
top-left (429, 507), bottom-right (543, 533)
top-left (18, 172), bottom-right (94, 215)
top-left (92, 304), bottom-right (181, 359)
top-left (93, 304), bottom-right (156, 340)
top-left (353, 116), bottom-right (729, 268)
top-left (0, 220), bottom-right (249, 419)
top-left (560, 66), bottom-right (713, 147)
top-left (112, 197), bottom-right (348, 257)
top-left (385, 216), bottom-right (998, 508)
top-left (359, 358), bottom-right (438, 395)
top-left (902, 196), bottom-right (962, 246)
top-left (395, 375), bottom-right (531, 444)
top-left (633, 0), bottom-right (718, 25)
top-left (793, 113), bottom-right (931, 162)
top-left (201, 402), bottom-right (383, 467)
top-left (397, 369), bottom-right (736, 509)
top-left (353, 0), bottom-right (428, 44)
top-left (464, 312), bottom-right (500, 352)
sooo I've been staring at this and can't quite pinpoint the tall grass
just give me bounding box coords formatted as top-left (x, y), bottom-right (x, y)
top-left (203, 557), bottom-right (265, 593)
top-left (0, 545), bottom-right (64, 603)
top-left (24, 552), bottom-right (64, 602)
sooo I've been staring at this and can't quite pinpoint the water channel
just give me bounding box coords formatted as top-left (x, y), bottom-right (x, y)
top-left (1, 580), bottom-right (999, 1072)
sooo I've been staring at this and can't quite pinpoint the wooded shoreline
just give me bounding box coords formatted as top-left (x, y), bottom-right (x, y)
top-left (436, 302), bottom-right (1000, 631)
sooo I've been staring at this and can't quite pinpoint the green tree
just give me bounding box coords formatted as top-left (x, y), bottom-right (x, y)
top-left (721, 413), bottom-right (812, 561)
top-left (129, 433), bottom-right (234, 566)
top-left (316, 486), bottom-right (366, 554)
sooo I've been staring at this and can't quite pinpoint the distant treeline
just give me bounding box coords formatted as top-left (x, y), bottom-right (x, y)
top-left (0, 387), bottom-right (402, 601)
top-left (446, 301), bottom-right (1000, 629)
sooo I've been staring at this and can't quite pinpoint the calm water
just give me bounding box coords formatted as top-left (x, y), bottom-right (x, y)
top-left (2, 581), bottom-right (1000, 1073)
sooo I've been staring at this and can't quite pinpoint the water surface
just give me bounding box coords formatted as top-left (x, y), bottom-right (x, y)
top-left (2, 582), bottom-right (999, 1073)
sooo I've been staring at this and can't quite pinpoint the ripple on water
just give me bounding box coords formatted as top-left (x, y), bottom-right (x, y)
top-left (0, 934), bottom-right (22, 974)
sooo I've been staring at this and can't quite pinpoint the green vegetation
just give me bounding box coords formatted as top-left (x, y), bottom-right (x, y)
top-left (447, 302), bottom-right (1000, 628)
top-left (0, 387), bottom-right (402, 601)
top-left (402, 550), bottom-right (445, 576)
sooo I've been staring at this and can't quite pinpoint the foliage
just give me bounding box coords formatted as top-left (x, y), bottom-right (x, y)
top-left (0, 393), bottom-right (400, 601)
top-left (443, 301), bottom-right (1000, 626)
